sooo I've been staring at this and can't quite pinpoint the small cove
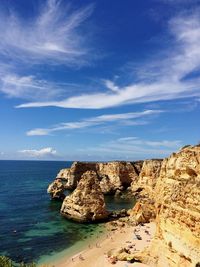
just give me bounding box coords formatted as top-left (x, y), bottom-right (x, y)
top-left (0, 160), bottom-right (135, 264)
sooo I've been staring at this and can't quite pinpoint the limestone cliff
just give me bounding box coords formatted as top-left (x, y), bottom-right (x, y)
top-left (97, 161), bottom-right (141, 194)
top-left (60, 171), bottom-right (108, 222)
top-left (133, 146), bottom-right (200, 267)
top-left (47, 162), bottom-right (97, 199)
top-left (48, 161), bottom-right (143, 199)
top-left (128, 159), bottom-right (163, 224)
top-left (47, 178), bottom-right (66, 200)
top-left (131, 159), bottom-right (163, 197)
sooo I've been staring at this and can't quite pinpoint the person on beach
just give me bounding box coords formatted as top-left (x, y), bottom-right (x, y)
top-left (79, 254), bottom-right (84, 260)
top-left (96, 242), bottom-right (101, 248)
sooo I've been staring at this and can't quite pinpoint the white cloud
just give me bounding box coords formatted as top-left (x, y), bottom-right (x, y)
top-left (0, 0), bottom-right (93, 66)
top-left (19, 147), bottom-right (57, 158)
top-left (26, 109), bottom-right (162, 136)
top-left (104, 80), bottom-right (120, 93)
top-left (17, 12), bottom-right (200, 109)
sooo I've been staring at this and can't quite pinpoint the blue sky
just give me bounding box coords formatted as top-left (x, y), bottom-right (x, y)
top-left (0, 0), bottom-right (200, 161)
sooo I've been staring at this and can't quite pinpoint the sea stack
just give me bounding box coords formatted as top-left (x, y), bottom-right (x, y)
top-left (60, 171), bottom-right (109, 222)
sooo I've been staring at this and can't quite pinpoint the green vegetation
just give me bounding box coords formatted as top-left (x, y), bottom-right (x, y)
top-left (0, 256), bottom-right (12, 267)
top-left (0, 256), bottom-right (36, 267)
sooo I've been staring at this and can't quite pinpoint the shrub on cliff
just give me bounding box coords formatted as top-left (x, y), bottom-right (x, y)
top-left (0, 256), bottom-right (36, 267)
top-left (0, 256), bottom-right (12, 267)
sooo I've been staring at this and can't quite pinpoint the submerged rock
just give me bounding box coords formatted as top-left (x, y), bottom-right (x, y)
top-left (60, 171), bottom-right (109, 222)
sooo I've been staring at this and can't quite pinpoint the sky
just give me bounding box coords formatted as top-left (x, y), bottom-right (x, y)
top-left (0, 0), bottom-right (200, 161)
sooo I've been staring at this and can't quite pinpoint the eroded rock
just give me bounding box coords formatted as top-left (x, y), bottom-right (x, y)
top-left (60, 171), bottom-right (109, 222)
top-left (131, 159), bottom-right (163, 199)
top-left (47, 178), bottom-right (66, 200)
top-left (48, 161), bottom-right (143, 199)
top-left (131, 145), bottom-right (200, 267)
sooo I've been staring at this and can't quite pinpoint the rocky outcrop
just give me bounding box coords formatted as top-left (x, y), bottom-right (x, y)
top-left (131, 145), bottom-right (200, 267)
top-left (60, 171), bottom-right (109, 222)
top-left (131, 159), bottom-right (163, 198)
top-left (47, 162), bottom-right (97, 199)
top-left (98, 161), bottom-right (141, 194)
top-left (48, 161), bottom-right (143, 199)
top-left (47, 178), bottom-right (66, 200)
top-left (128, 199), bottom-right (156, 225)
top-left (128, 159), bottom-right (163, 225)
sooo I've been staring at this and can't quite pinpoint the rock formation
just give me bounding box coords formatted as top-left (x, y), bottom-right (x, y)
top-left (47, 144), bottom-right (200, 266)
top-left (48, 161), bottom-right (143, 199)
top-left (128, 159), bottom-right (163, 224)
top-left (60, 171), bottom-right (109, 222)
top-left (47, 162), bottom-right (97, 199)
top-left (131, 159), bottom-right (163, 198)
top-left (131, 145), bottom-right (200, 266)
top-left (47, 178), bottom-right (66, 200)
top-left (97, 161), bottom-right (141, 194)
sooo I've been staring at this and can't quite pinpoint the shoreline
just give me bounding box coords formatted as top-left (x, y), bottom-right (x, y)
top-left (37, 223), bottom-right (107, 266)
top-left (41, 221), bottom-right (156, 267)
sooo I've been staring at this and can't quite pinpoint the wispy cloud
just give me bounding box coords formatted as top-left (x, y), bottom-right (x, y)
top-left (0, 0), bottom-right (93, 66)
top-left (17, 12), bottom-right (200, 109)
top-left (0, 74), bottom-right (64, 100)
top-left (81, 137), bottom-right (182, 160)
top-left (26, 109), bottom-right (162, 136)
top-left (18, 147), bottom-right (57, 158)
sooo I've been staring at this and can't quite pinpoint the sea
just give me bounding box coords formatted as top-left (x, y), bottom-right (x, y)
top-left (0, 160), bottom-right (135, 264)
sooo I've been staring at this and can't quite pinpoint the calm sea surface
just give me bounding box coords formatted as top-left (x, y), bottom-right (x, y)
top-left (0, 160), bottom-right (135, 264)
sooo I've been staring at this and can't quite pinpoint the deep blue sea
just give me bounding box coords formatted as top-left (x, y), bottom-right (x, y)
top-left (0, 160), bottom-right (135, 264)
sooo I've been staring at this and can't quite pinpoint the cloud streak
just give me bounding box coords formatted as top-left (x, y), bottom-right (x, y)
top-left (0, 74), bottom-right (65, 100)
top-left (17, 12), bottom-right (200, 109)
top-left (81, 137), bottom-right (182, 159)
top-left (0, 0), bottom-right (93, 66)
top-left (26, 109), bottom-right (162, 136)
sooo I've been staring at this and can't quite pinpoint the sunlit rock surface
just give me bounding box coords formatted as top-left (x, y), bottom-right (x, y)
top-left (60, 171), bottom-right (109, 222)
top-left (48, 161), bottom-right (143, 199)
top-left (133, 146), bottom-right (200, 267)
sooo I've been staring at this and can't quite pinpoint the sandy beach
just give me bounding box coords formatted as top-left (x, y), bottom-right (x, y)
top-left (51, 222), bottom-right (156, 267)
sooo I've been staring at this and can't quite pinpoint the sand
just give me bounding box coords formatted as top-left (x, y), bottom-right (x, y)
top-left (49, 222), bottom-right (156, 267)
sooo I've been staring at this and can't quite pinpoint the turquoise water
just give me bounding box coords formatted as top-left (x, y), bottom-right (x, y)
top-left (0, 160), bottom-right (135, 264)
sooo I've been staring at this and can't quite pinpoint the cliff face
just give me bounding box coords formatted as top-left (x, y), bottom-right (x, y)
top-left (138, 146), bottom-right (200, 267)
top-left (47, 178), bottom-right (66, 200)
top-left (97, 161), bottom-right (141, 194)
top-left (131, 159), bottom-right (163, 198)
top-left (48, 161), bottom-right (143, 199)
top-left (47, 145), bottom-right (200, 266)
top-left (60, 171), bottom-right (108, 222)
top-left (128, 159), bottom-right (163, 224)
top-left (47, 162), bottom-right (97, 199)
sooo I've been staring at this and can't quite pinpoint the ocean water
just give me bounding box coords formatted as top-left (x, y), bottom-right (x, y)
top-left (0, 160), bottom-right (135, 264)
